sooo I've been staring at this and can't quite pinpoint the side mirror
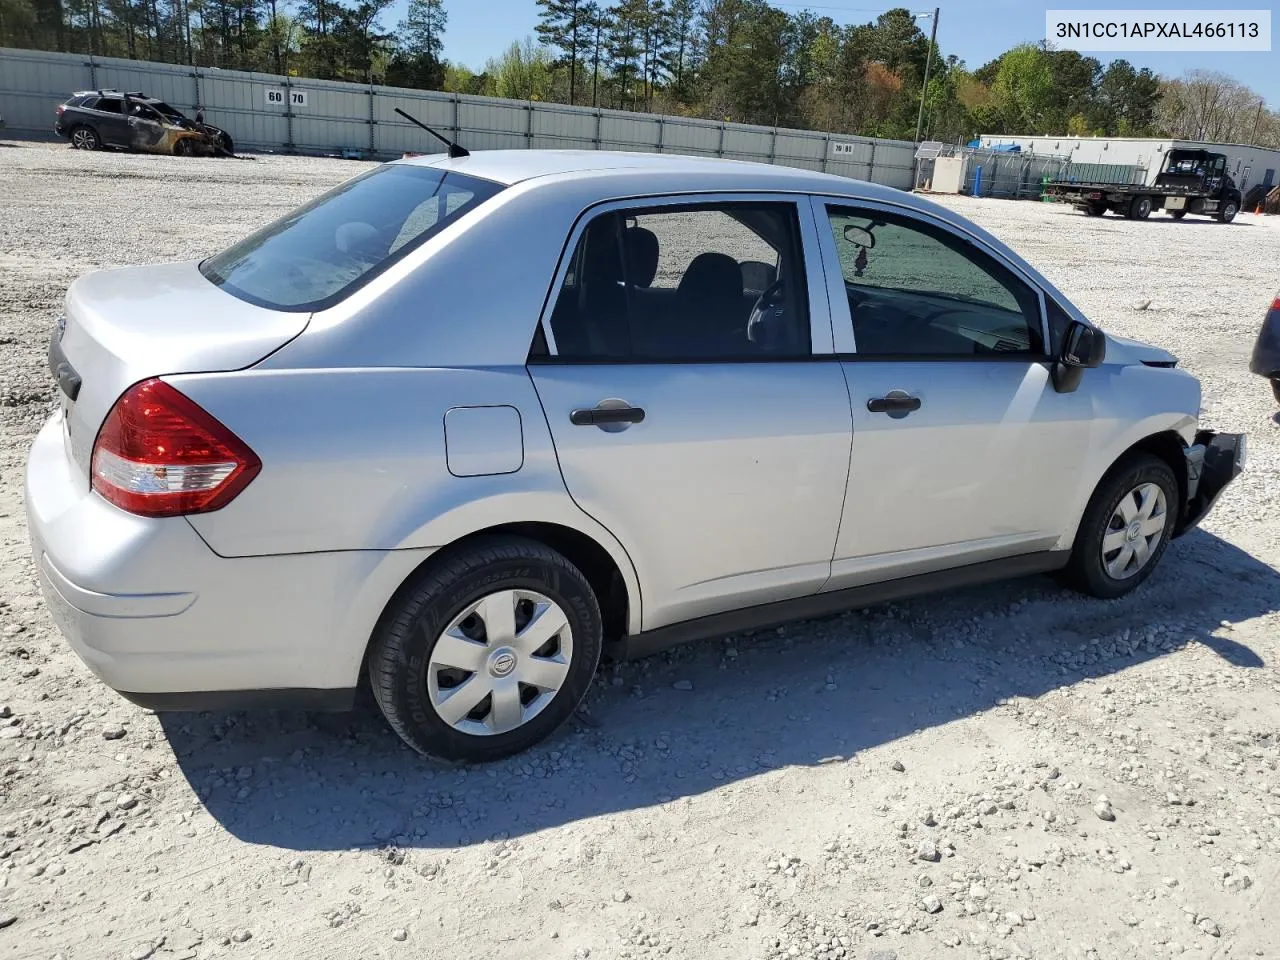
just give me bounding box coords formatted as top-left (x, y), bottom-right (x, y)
top-left (1052, 321), bottom-right (1105, 393)
top-left (1062, 321), bottom-right (1105, 368)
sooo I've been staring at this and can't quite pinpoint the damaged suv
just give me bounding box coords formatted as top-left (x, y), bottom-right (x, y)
top-left (28, 151), bottom-right (1246, 762)
top-left (55, 90), bottom-right (234, 156)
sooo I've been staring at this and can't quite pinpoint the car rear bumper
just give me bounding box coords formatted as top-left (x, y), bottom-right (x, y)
top-left (1176, 430), bottom-right (1246, 536)
top-left (25, 413), bottom-right (432, 711)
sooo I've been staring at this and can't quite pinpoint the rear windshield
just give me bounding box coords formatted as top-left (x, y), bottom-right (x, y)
top-left (200, 165), bottom-right (505, 312)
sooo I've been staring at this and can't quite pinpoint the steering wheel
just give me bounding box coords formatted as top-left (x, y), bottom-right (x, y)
top-left (746, 279), bottom-right (787, 349)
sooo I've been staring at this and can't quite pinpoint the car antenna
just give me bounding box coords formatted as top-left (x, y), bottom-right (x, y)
top-left (394, 107), bottom-right (469, 159)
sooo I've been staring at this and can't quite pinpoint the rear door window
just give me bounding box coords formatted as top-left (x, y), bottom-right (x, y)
top-left (200, 165), bottom-right (504, 312)
top-left (545, 201), bottom-right (810, 360)
top-left (95, 98), bottom-right (123, 114)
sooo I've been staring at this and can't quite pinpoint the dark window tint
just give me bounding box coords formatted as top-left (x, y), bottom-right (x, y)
top-left (74, 96), bottom-right (97, 109)
top-left (95, 98), bottom-right (123, 114)
top-left (200, 165), bottom-right (504, 312)
top-left (826, 206), bottom-right (1043, 357)
top-left (547, 202), bottom-right (810, 361)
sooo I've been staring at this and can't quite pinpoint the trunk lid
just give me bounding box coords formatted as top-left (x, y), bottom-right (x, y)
top-left (54, 260), bottom-right (308, 481)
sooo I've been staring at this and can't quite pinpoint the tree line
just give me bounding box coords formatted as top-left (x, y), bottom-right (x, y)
top-left (1, 0), bottom-right (1276, 148)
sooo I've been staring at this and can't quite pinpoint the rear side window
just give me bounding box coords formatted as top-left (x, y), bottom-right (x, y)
top-left (75, 96), bottom-right (97, 109)
top-left (545, 201), bottom-right (810, 361)
top-left (200, 165), bottom-right (504, 312)
top-left (95, 98), bottom-right (123, 114)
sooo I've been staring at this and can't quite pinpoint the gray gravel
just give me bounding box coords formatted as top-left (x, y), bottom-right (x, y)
top-left (2, 140), bottom-right (1280, 959)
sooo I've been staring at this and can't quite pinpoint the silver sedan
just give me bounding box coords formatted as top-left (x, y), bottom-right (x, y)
top-left (27, 150), bottom-right (1244, 761)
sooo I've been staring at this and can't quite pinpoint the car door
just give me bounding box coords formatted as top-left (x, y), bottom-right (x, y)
top-left (91, 97), bottom-right (130, 146)
top-left (127, 103), bottom-right (167, 152)
top-left (810, 196), bottom-right (1094, 590)
top-left (528, 194), bottom-right (853, 631)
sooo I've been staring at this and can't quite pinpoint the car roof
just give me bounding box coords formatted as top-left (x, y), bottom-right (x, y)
top-left (395, 148), bottom-right (907, 202)
top-left (71, 90), bottom-right (162, 102)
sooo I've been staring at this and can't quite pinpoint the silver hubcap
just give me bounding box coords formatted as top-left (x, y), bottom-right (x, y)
top-left (73, 130), bottom-right (93, 148)
top-left (427, 589), bottom-right (572, 736)
top-left (1102, 482), bottom-right (1167, 580)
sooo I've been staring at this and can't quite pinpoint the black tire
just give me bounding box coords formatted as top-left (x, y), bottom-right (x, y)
top-left (1127, 195), bottom-right (1152, 220)
top-left (1271, 377), bottom-right (1280, 405)
top-left (1064, 454), bottom-right (1179, 599)
top-left (219, 132), bottom-right (234, 155)
top-left (173, 138), bottom-right (194, 157)
top-left (69, 125), bottom-right (100, 151)
top-left (368, 536), bottom-right (602, 762)
top-left (1218, 201), bottom-right (1238, 223)
top-left (1169, 210), bottom-right (1187, 219)
top-left (1084, 201), bottom-right (1107, 217)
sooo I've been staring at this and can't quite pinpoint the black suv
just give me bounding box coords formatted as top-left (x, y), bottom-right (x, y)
top-left (55, 90), bottom-right (234, 155)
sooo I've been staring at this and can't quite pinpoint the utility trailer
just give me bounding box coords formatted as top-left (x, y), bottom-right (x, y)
top-left (1044, 149), bottom-right (1243, 223)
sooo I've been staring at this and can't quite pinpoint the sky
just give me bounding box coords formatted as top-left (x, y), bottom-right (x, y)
top-left (406, 0), bottom-right (1279, 106)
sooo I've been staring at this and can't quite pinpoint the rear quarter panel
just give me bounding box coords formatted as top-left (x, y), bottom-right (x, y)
top-left (172, 366), bottom-right (643, 630)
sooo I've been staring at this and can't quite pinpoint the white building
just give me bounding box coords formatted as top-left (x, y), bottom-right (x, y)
top-left (978, 135), bottom-right (1280, 196)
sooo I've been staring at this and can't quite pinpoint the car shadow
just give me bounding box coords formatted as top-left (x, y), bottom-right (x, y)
top-left (157, 528), bottom-right (1275, 852)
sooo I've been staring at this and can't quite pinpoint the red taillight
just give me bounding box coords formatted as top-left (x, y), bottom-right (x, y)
top-left (91, 379), bottom-right (261, 518)
top-left (56, 105), bottom-right (65, 115)
top-left (1272, 294), bottom-right (1280, 313)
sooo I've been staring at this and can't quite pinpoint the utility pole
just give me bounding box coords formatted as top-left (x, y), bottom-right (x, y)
top-left (915, 7), bottom-right (939, 144)
top-left (1250, 97), bottom-right (1265, 145)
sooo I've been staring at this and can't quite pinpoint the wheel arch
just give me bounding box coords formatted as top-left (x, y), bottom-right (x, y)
top-left (356, 519), bottom-right (641, 692)
top-left (1058, 419), bottom-right (1195, 552)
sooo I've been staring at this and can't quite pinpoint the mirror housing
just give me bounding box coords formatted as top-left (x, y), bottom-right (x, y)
top-left (1052, 321), bottom-right (1106, 393)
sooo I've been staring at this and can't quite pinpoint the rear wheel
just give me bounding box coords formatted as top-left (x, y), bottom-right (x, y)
top-left (1065, 454), bottom-right (1178, 599)
top-left (1218, 201), bottom-right (1238, 223)
top-left (1271, 378), bottom-right (1280, 405)
top-left (1084, 200), bottom-right (1107, 217)
top-left (69, 125), bottom-right (100, 151)
top-left (1127, 195), bottom-right (1152, 220)
top-left (1169, 210), bottom-right (1187, 220)
top-left (368, 536), bottom-right (603, 762)
top-left (173, 138), bottom-right (194, 157)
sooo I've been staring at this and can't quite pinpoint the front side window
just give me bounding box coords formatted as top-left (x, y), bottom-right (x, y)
top-left (201, 165), bottom-right (504, 311)
top-left (827, 206), bottom-right (1043, 357)
top-left (95, 98), bottom-right (123, 114)
top-left (545, 201), bottom-right (810, 361)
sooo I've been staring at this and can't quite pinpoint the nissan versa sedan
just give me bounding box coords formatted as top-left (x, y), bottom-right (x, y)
top-left (28, 151), bottom-right (1245, 762)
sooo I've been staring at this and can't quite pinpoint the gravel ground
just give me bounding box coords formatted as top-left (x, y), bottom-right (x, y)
top-left (2, 140), bottom-right (1280, 960)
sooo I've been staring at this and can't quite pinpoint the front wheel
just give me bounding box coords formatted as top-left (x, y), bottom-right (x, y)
top-left (368, 536), bottom-right (603, 762)
top-left (1064, 454), bottom-right (1178, 599)
top-left (1218, 201), bottom-right (1238, 223)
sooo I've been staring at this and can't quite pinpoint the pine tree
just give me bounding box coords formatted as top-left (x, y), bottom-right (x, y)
top-left (388, 0), bottom-right (445, 88)
top-left (535, 0), bottom-right (587, 105)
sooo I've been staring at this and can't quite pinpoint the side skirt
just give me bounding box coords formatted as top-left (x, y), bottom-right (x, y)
top-left (613, 550), bottom-right (1071, 661)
